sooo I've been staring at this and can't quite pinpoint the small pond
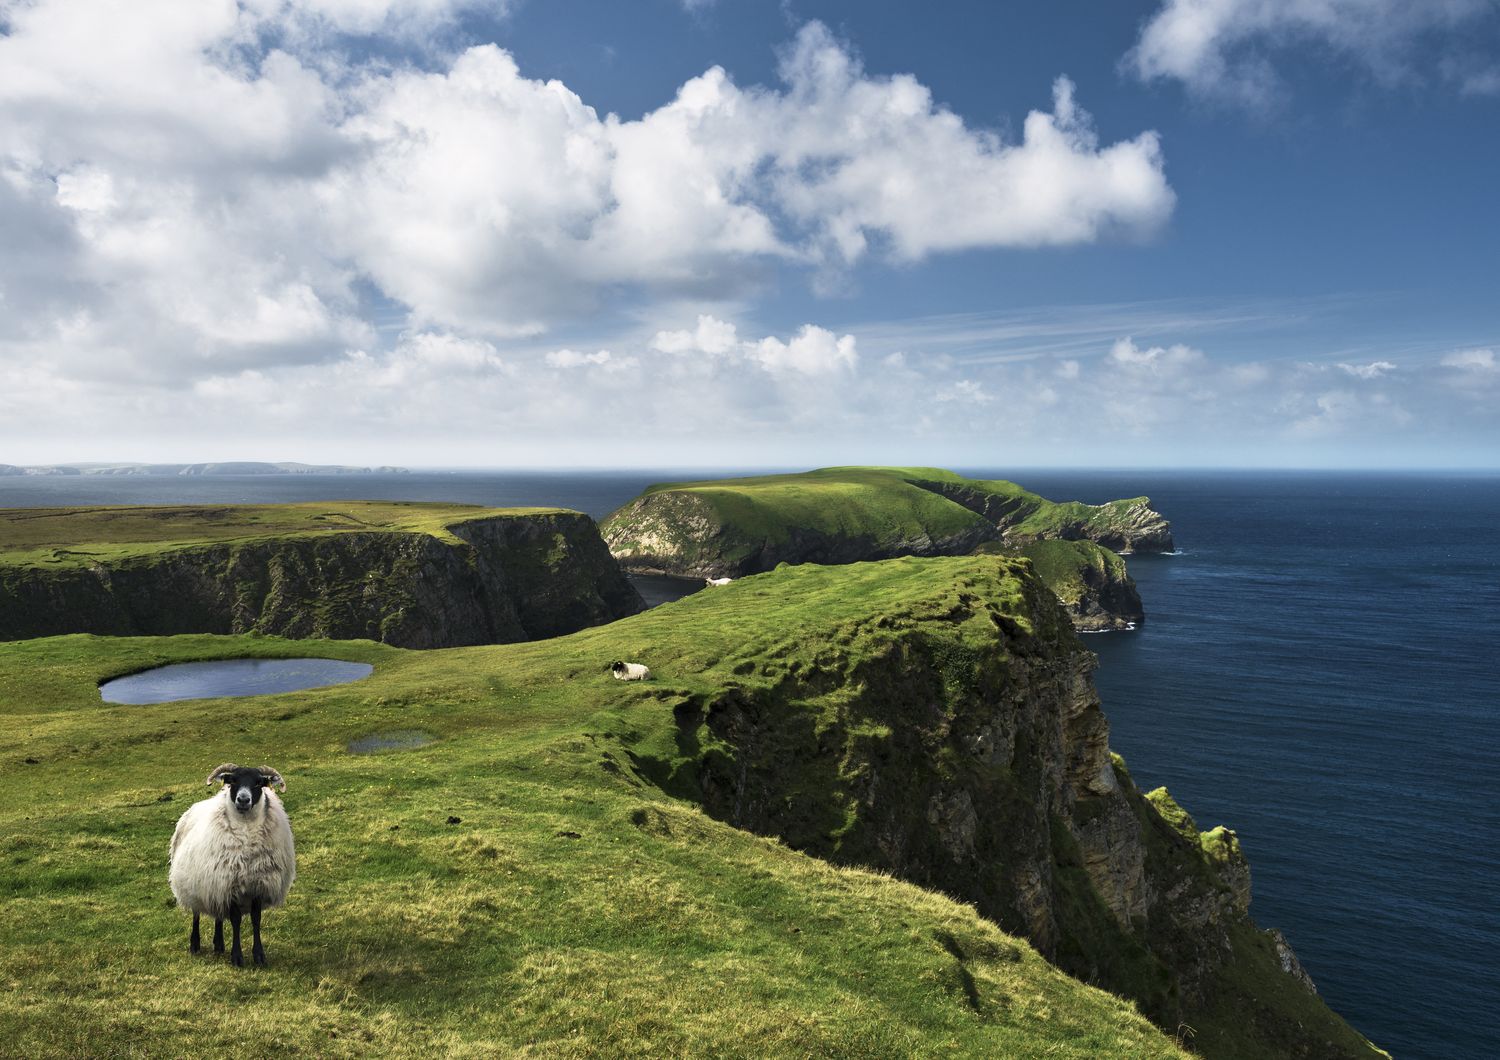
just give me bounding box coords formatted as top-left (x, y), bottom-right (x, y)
top-left (627, 572), bottom-right (705, 609)
top-left (99, 658), bottom-right (374, 704)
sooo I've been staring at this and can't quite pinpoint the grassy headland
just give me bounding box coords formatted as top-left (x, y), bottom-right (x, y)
top-left (0, 501), bottom-right (552, 571)
top-left (0, 556), bottom-right (1379, 1058)
top-left (601, 466), bottom-right (1173, 580)
top-left (0, 502), bottom-right (642, 647)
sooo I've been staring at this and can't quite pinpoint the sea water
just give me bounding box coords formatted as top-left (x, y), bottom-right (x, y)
top-left (5, 468), bottom-right (1496, 1058)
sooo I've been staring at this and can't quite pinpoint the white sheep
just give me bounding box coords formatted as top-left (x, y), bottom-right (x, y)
top-left (610, 660), bottom-right (651, 681)
top-left (704, 576), bottom-right (734, 587)
top-left (169, 763), bottom-right (296, 967)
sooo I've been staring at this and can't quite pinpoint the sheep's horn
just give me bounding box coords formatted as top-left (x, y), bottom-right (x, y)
top-left (206, 763), bottom-right (240, 786)
top-left (257, 766), bottom-right (286, 792)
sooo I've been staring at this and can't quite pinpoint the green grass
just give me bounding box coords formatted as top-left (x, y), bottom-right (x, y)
top-left (0, 558), bottom-right (1187, 1058)
top-left (604, 467), bottom-right (1161, 573)
top-left (0, 502), bottom-right (568, 571)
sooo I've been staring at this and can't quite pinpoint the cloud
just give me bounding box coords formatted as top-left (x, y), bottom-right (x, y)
top-left (0, 9), bottom-right (1175, 369)
top-left (1441, 348), bottom-right (1496, 371)
top-left (1126, 0), bottom-right (1498, 104)
top-left (652, 315), bottom-right (857, 377)
top-left (1337, 360), bottom-right (1396, 379)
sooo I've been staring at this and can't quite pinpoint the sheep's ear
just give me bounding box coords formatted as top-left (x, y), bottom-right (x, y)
top-left (206, 763), bottom-right (239, 786)
top-left (257, 766), bottom-right (286, 792)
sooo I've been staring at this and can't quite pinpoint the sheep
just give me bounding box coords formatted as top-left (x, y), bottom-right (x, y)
top-left (610, 660), bottom-right (651, 681)
top-left (704, 576), bottom-right (734, 587)
top-left (169, 763), bottom-right (296, 967)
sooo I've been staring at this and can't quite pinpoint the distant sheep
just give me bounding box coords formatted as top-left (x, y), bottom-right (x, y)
top-left (169, 763), bottom-right (297, 967)
top-left (705, 576), bottom-right (734, 587)
top-left (610, 660), bottom-right (652, 681)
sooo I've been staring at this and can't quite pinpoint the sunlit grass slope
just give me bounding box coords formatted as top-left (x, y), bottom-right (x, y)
top-left (602, 466), bottom-right (1168, 576)
top-left (0, 501), bottom-right (565, 570)
top-left (0, 558), bottom-right (1186, 1058)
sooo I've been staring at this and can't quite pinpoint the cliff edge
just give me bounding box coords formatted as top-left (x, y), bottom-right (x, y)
top-left (0, 502), bottom-right (642, 647)
top-left (622, 556), bottom-right (1380, 1059)
top-left (601, 466), bottom-right (1165, 631)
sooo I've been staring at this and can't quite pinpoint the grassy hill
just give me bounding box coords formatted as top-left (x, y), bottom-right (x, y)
top-left (0, 501), bottom-right (555, 571)
top-left (601, 466), bottom-right (1173, 579)
top-left (1, 571), bottom-right (1183, 1058)
top-left (0, 502), bottom-right (642, 648)
top-left (0, 556), bottom-right (1378, 1058)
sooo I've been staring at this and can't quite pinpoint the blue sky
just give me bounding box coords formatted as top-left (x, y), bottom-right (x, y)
top-left (0, 0), bottom-right (1495, 467)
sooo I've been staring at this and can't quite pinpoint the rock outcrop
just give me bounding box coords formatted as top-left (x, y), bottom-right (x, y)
top-left (0, 511), bottom-right (642, 648)
top-left (603, 468), bottom-right (1159, 632)
top-left (1005, 539), bottom-right (1145, 632)
top-left (632, 555), bottom-right (1379, 1059)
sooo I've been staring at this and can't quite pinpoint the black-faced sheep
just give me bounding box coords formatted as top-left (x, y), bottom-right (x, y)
top-left (610, 660), bottom-right (651, 681)
top-left (169, 763), bottom-right (296, 967)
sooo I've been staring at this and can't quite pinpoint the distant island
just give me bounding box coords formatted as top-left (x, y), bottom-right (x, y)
top-left (0, 462), bottom-right (409, 476)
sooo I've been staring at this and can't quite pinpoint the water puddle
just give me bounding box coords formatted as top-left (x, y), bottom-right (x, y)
top-left (346, 729), bottom-right (436, 754)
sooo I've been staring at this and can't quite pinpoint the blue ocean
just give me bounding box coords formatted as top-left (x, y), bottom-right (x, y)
top-left (3, 468), bottom-right (1495, 1058)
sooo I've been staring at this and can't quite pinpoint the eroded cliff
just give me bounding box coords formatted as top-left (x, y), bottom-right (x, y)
top-left (0, 509), bottom-right (642, 648)
top-left (627, 556), bottom-right (1378, 1059)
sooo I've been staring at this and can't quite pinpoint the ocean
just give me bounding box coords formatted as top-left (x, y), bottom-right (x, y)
top-left (2, 468), bottom-right (1495, 1058)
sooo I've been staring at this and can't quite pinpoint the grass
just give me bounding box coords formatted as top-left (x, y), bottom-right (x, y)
top-left (0, 502), bottom-right (568, 571)
top-left (0, 557), bottom-right (1188, 1058)
top-left (604, 467), bottom-right (1162, 573)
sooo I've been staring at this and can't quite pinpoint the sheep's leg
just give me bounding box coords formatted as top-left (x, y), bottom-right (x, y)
top-left (189, 912), bottom-right (201, 954)
top-left (228, 901), bottom-right (244, 968)
top-left (213, 918), bottom-right (224, 954)
top-left (251, 897), bottom-right (266, 967)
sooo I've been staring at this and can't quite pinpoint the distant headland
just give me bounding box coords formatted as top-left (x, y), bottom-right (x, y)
top-left (0, 462), bottom-right (409, 477)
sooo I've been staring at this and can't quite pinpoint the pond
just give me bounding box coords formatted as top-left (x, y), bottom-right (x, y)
top-left (99, 658), bottom-right (374, 704)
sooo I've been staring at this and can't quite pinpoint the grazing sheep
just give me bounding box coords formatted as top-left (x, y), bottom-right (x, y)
top-left (610, 660), bottom-right (651, 681)
top-left (705, 576), bottom-right (734, 587)
top-left (169, 763), bottom-right (296, 967)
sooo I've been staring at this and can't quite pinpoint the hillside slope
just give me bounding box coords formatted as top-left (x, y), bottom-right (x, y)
top-left (601, 466), bottom-right (1162, 630)
top-left (0, 502), bottom-right (642, 647)
top-left (0, 556), bottom-right (1377, 1058)
top-left (601, 467), bottom-right (1172, 578)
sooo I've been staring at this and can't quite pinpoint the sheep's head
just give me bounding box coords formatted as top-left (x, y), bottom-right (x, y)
top-left (610, 660), bottom-right (625, 674)
top-left (207, 763), bottom-right (285, 813)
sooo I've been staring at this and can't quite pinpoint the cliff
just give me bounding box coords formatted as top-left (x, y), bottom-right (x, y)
top-left (0, 503), bottom-right (641, 648)
top-left (625, 557), bottom-right (1380, 1059)
top-left (1001, 539), bottom-right (1145, 632)
top-left (601, 466), bottom-right (1163, 631)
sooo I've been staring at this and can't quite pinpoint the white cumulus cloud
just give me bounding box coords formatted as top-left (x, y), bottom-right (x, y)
top-left (1127, 0), bottom-right (1498, 104)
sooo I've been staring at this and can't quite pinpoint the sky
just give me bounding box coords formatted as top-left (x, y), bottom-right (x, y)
top-left (0, 0), bottom-right (1496, 469)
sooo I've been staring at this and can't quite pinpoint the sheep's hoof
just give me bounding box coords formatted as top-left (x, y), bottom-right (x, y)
top-left (189, 940), bottom-right (200, 955)
top-left (253, 947), bottom-right (267, 967)
top-left (230, 949), bottom-right (244, 968)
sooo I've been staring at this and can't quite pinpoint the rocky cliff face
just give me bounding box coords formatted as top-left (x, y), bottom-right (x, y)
top-left (1010, 539), bottom-right (1145, 632)
top-left (603, 489), bottom-right (997, 578)
top-left (0, 512), bottom-right (642, 648)
top-left (910, 477), bottom-right (1174, 554)
top-left (638, 558), bottom-right (1377, 1059)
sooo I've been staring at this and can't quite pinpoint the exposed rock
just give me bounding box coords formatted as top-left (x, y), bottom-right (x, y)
top-left (0, 512), bottom-right (642, 648)
top-left (1270, 928), bottom-right (1320, 994)
top-left (644, 557), bottom-right (1374, 1057)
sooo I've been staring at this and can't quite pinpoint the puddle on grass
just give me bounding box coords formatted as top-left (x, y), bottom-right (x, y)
top-left (100, 658), bottom-right (373, 704)
top-left (346, 729), bottom-right (437, 754)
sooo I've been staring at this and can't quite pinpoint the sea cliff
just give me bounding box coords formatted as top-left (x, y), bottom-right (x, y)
top-left (602, 466), bottom-right (1163, 631)
top-left (0, 504), bottom-right (641, 648)
top-left (629, 556), bottom-right (1379, 1058)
